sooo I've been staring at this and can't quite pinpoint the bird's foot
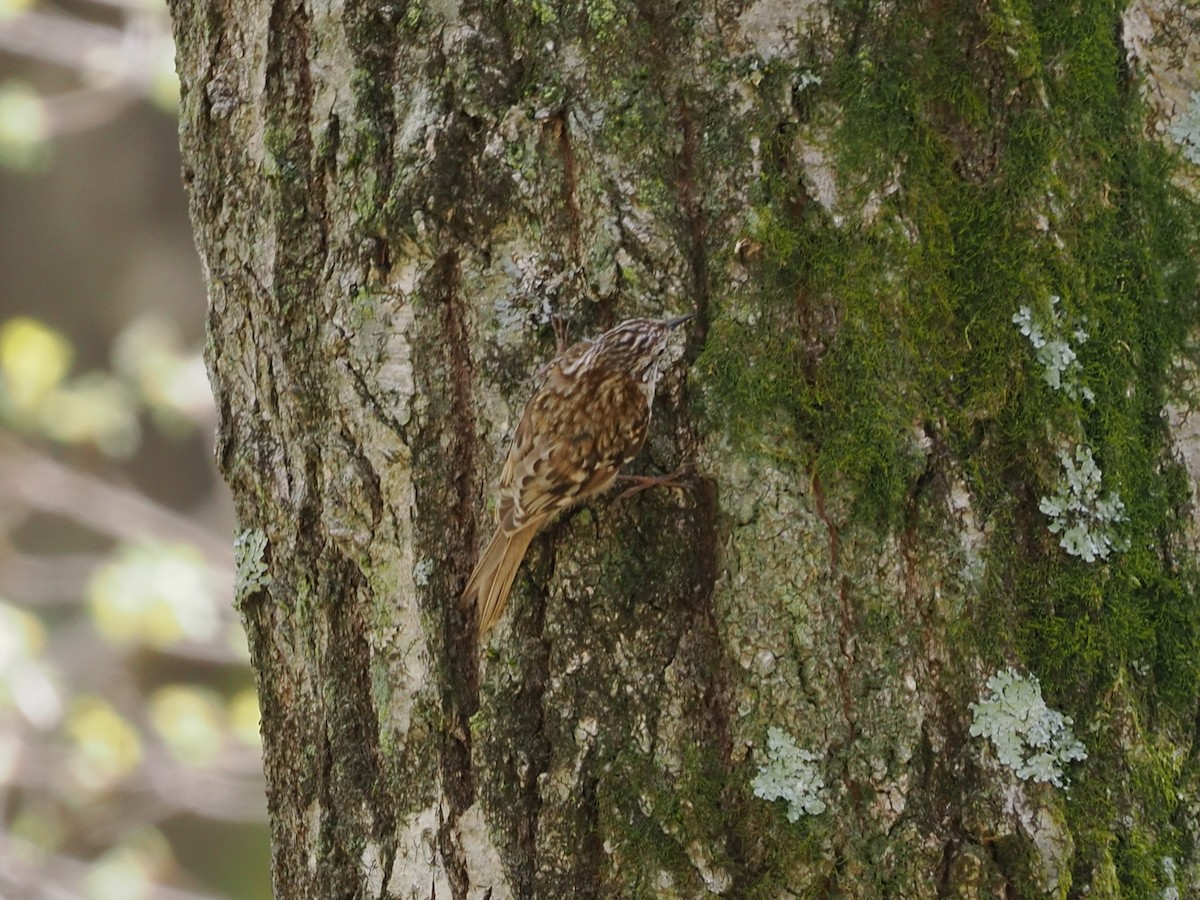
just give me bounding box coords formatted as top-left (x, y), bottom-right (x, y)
top-left (613, 463), bottom-right (695, 501)
top-left (550, 312), bottom-right (571, 355)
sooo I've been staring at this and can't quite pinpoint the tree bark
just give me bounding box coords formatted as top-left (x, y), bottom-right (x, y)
top-left (170, 0), bottom-right (1200, 897)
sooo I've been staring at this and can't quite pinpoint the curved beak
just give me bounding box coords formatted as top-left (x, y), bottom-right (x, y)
top-left (665, 312), bottom-right (696, 329)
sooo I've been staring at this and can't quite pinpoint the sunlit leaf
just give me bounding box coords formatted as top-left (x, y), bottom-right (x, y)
top-left (88, 543), bottom-right (218, 648)
top-left (0, 601), bottom-right (60, 728)
top-left (38, 373), bottom-right (140, 457)
top-left (0, 0), bottom-right (35, 20)
top-left (122, 0), bottom-right (168, 13)
top-left (82, 829), bottom-right (169, 900)
top-left (66, 698), bottom-right (142, 792)
top-left (148, 37), bottom-right (181, 112)
top-left (0, 318), bottom-right (146, 454)
top-left (0, 83), bottom-right (48, 169)
top-left (149, 685), bottom-right (224, 768)
top-left (225, 620), bottom-right (252, 661)
top-left (9, 799), bottom-right (65, 857)
top-left (0, 730), bottom-right (21, 785)
top-left (112, 316), bottom-right (209, 429)
top-left (0, 317), bottom-right (72, 415)
top-left (8, 662), bottom-right (61, 729)
top-left (84, 846), bottom-right (151, 900)
top-left (228, 688), bottom-right (262, 748)
top-left (0, 599), bottom-right (45, 662)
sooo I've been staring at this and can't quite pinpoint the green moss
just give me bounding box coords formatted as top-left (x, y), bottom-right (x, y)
top-left (687, 0), bottom-right (1199, 891)
top-left (395, 0), bottom-right (1200, 889)
top-left (596, 749), bottom-right (699, 891)
top-left (584, 0), bottom-right (624, 36)
top-left (599, 741), bottom-right (826, 897)
top-left (512, 0), bottom-right (558, 27)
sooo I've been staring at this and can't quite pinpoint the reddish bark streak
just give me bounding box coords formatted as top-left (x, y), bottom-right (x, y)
top-left (811, 470), bottom-right (861, 802)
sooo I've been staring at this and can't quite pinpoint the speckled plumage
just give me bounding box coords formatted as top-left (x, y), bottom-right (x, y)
top-left (464, 315), bottom-right (691, 636)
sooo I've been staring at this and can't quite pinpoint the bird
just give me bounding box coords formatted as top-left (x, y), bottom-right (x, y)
top-left (463, 313), bottom-right (694, 636)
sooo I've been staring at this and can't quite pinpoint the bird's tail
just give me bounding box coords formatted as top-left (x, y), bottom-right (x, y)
top-left (463, 525), bottom-right (537, 636)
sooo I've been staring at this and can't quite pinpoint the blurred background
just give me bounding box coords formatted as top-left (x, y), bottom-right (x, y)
top-left (0, 1), bottom-right (269, 898)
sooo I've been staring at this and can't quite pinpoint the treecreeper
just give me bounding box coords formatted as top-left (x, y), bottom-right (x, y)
top-left (463, 314), bottom-right (694, 636)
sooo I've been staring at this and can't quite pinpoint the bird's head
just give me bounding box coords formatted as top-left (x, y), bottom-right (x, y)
top-left (591, 313), bottom-right (693, 384)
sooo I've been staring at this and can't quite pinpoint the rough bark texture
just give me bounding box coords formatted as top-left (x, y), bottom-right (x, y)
top-left (170, 0), bottom-right (1200, 896)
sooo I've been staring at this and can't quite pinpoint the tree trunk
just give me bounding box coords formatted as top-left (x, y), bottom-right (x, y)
top-left (169, 0), bottom-right (1200, 896)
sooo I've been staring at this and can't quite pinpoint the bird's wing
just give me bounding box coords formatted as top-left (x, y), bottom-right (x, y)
top-left (497, 366), bottom-right (650, 533)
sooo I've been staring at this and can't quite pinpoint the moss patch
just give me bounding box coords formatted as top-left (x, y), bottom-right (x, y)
top-left (691, 0), bottom-right (1200, 892)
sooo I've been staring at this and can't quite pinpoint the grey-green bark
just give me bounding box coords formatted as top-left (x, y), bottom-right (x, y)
top-left (170, 0), bottom-right (1200, 896)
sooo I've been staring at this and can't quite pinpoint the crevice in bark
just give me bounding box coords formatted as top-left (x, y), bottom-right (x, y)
top-left (264, 0), bottom-right (329, 293)
top-left (438, 802), bottom-right (469, 900)
top-left (342, 354), bottom-right (413, 446)
top-left (315, 558), bottom-right (393, 898)
top-left (983, 837), bottom-right (1020, 900)
top-left (571, 761), bottom-right (603, 900)
top-left (377, 842), bottom-right (396, 900)
top-left (675, 92), bottom-right (709, 322)
top-left (438, 249), bottom-right (480, 684)
top-left (843, 0), bottom-right (875, 56)
top-left (811, 470), bottom-right (863, 815)
top-left (670, 79), bottom-right (763, 892)
top-left (810, 470), bottom-right (841, 569)
top-left (548, 110), bottom-right (583, 272)
top-left (245, 598), bottom-right (302, 898)
top-left (340, 425), bottom-right (386, 527)
top-left (309, 728), bottom-right (336, 895)
top-left (513, 542), bottom-right (554, 898)
top-left (343, 0), bottom-right (400, 219)
top-left (936, 836), bottom-right (957, 895)
top-left (192, 0), bottom-right (228, 130)
top-left (422, 248), bottom-right (479, 899)
top-left (832, 574), bottom-right (862, 795)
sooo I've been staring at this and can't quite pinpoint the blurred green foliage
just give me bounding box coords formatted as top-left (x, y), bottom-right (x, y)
top-left (0, 316), bottom-right (209, 457)
top-left (89, 542), bottom-right (218, 647)
top-left (0, 312), bottom-right (265, 898)
top-left (0, 0), bottom-right (267, 894)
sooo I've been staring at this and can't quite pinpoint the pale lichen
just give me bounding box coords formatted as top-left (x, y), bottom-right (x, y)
top-left (751, 726), bottom-right (827, 821)
top-left (1038, 445), bottom-right (1128, 563)
top-left (233, 528), bottom-right (272, 598)
top-left (1162, 855), bottom-right (1180, 900)
top-left (969, 668), bottom-right (1087, 789)
top-left (1013, 296), bottom-right (1094, 402)
top-left (1168, 91), bottom-right (1200, 166)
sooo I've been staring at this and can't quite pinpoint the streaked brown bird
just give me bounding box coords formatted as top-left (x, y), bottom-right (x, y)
top-left (463, 313), bottom-right (693, 636)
